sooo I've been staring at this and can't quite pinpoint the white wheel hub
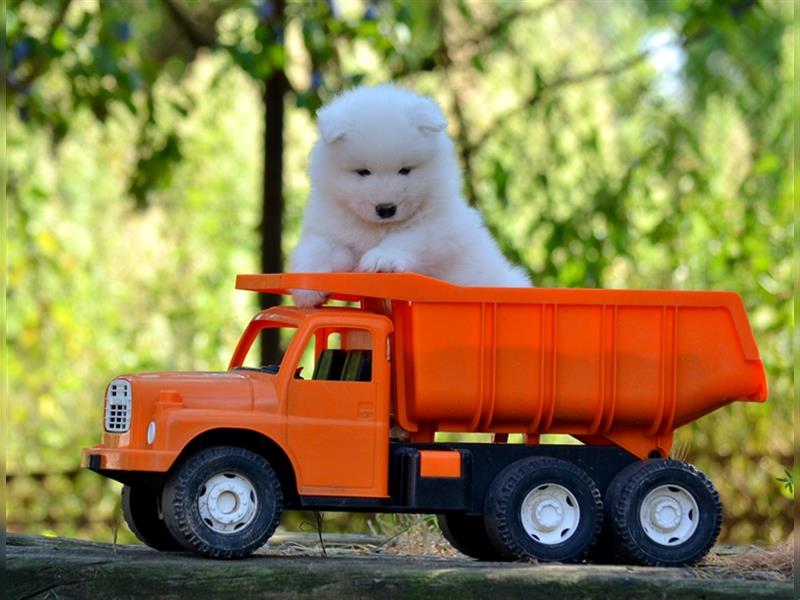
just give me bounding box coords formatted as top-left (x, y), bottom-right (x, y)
top-left (198, 472), bottom-right (258, 534)
top-left (520, 483), bottom-right (581, 545)
top-left (639, 484), bottom-right (698, 546)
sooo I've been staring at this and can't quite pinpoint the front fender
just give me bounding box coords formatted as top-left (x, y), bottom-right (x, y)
top-left (82, 410), bottom-right (294, 478)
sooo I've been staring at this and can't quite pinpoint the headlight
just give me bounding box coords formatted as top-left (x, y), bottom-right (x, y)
top-left (104, 379), bottom-right (132, 433)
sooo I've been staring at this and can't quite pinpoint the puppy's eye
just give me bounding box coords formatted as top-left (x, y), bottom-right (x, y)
top-left (398, 167), bottom-right (412, 175)
top-left (356, 169), bottom-right (371, 177)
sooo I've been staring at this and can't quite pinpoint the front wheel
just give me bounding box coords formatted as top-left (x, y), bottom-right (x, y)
top-left (484, 457), bottom-right (603, 562)
top-left (161, 446), bottom-right (283, 559)
top-left (437, 513), bottom-right (507, 561)
top-left (606, 459), bottom-right (722, 567)
top-left (122, 485), bottom-right (184, 551)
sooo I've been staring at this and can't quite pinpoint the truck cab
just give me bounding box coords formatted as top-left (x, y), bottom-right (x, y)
top-left (85, 305), bottom-right (393, 496)
top-left (229, 306), bottom-right (393, 497)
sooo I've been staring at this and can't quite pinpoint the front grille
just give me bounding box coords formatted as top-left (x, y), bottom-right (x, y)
top-left (105, 379), bottom-right (132, 433)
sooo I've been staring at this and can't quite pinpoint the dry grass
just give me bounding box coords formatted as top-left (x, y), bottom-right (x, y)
top-left (365, 514), bottom-right (458, 557)
top-left (265, 515), bottom-right (794, 582)
top-left (263, 515), bottom-right (459, 558)
top-left (703, 541), bottom-right (794, 580)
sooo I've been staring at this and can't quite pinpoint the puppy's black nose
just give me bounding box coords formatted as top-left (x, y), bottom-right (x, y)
top-left (375, 203), bottom-right (397, 219)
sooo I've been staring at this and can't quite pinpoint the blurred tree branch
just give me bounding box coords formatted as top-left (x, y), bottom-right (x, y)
top-left (436, 0), bottom-right (560, 210)
top-left (6, 0), bottom-right (72, 95)
top-left (466, 27), bottom-right (715, 157)
top-left (467, 50), bottom-right (651, 155)
top-left (387, 0), bottom-right (561, 80)
top-left (465, 0), bottom-right (561, 51)
top-left (161, 0), bottom-right (218, 49)
top-left (437, 0), bottom-right (696, 283)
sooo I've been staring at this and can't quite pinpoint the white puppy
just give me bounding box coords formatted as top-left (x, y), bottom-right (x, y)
top-left (291, 84), bottom-right (530, 306)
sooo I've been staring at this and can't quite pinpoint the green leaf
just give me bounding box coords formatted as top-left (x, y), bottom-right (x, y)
top-left (51, 27), bottom-right (69, 52)
top-left (492, 160), bottom-right (509, 207)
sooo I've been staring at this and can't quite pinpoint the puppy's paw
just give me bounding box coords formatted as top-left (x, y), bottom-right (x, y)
top-left (291, 289), bottom-right (329, 308)
top-left (357, 249), bottom-right (411, 273)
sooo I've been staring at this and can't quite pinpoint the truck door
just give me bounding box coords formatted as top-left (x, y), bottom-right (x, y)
top-left (285, 325), bottom-right (390, 498)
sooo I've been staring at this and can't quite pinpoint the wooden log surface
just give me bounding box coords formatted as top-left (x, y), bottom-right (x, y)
top-left (6, 533), bottom-right (793, 600)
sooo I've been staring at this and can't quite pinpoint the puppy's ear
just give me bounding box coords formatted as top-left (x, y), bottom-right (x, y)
top-left (410, 98), bottom-right (447, 135)
top-left (317, 106), bottom-right (348, 143)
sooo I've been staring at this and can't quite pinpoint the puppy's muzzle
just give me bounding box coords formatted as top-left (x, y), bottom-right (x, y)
top-left (375, 203), bottom-right (397, 219)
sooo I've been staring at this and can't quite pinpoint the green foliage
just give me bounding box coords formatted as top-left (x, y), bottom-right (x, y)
top-left (7, 0), bottom-right (794, 546)
top-left (776, 469), bottom-right (794, 496)
top-left (6, 0), bottom-right (443, 204)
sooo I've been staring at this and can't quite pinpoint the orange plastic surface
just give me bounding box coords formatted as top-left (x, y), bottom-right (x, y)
top-left (83, 273), bottom-right (767, 501)
top-left (419, 450), bottom-right (462, 478)
top-left (240, 273), bottom-right (767, 458)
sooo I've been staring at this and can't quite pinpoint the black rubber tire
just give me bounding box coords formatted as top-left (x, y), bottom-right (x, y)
top-left (586, 460), bottom-right (645, 564)
top-left (484, 457), bottom-right (603, 562)
top-left (437, 513), bottom-right (508, 561)
top-left (161, 446), bottom-right (283, 559)
top-left (121, 485), bottom-right (184, 551)
top-left (606, 459), bottom-right (722, 567)
top-left (585, 530), bottom-right (620, 565)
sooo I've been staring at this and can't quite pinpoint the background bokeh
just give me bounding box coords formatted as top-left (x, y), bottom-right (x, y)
top-left (6, 0), bottom-right (794, 546)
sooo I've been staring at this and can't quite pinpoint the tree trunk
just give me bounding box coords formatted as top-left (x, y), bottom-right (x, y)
top-left (259, 0), bottom-right (287, 365)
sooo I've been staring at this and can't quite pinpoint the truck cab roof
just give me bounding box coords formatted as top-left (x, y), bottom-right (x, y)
top-left (250, 305), bottom-right (384, 326)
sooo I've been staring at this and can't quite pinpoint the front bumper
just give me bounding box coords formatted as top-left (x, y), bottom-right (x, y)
top-left (81, 445), bottom-right (177, 473)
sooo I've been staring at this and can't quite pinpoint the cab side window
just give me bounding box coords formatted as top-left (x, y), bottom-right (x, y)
top-left (307, 329), bottom-right (372, 382)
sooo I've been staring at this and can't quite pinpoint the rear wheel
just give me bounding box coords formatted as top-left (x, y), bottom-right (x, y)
top-left (606, 459), bottom-right (722, 567)
top-left (161, 446), bottom-right (283, 559)
top-left (484, 457), bottom-right (603, 562)
top-left (587, 461), bottom-right (642, 564)
top-left (437, 513), bottom-right (507, 561)
top-left (122, 484), bottom-right (184, 551)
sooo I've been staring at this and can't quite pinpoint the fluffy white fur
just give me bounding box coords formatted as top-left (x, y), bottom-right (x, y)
top-left (291, 84), bottom-right (530, 307)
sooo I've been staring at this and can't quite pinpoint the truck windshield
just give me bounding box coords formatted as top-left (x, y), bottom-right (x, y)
top-left (228, 322), bottom-right (297, 373)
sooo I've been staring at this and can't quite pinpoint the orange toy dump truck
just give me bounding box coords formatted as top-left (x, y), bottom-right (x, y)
top-left (82, 273), bottom-right (767, 565)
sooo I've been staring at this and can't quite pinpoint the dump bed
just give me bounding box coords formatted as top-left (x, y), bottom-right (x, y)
top-left (239, 273), bottom-right (767, 458)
